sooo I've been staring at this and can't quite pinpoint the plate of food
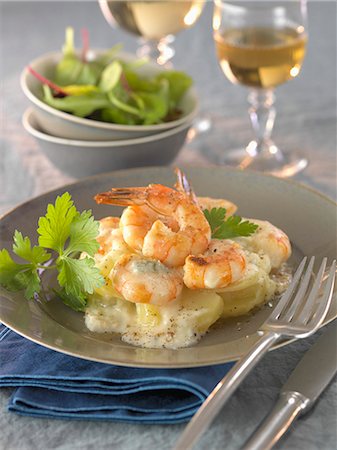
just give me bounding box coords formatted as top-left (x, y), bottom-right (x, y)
top-left (0, 167), bottom-right (336, 367)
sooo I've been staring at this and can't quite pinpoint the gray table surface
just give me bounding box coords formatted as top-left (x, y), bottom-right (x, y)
top-left (0, 1), bottom-right (336, 449)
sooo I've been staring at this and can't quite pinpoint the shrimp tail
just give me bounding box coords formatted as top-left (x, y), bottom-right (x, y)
top-left (94, 188), bottom-right (147, 206)
top-left (95, 184), bottom-right (179, 215)
top-left (174, 168), bottom-right (198, 204)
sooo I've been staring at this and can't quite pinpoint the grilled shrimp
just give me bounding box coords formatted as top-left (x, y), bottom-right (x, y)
top-left (112, 254), bottom-right (184, 305)
top-left (183, 239), bottom-right (247, 289)
top-left (118, 205), bottom-right (158, 253)
top-left (174, 168), bottom-right (237, 216)
top-left (97, 217), bottom-right (130, 255)
top-left (95, 184), bottom-right (211, 267)
top-left (117, 204), bottom-right (178, 253)
top-left (236, 219), bottom-right (291, 269)
top-left (173, 170), bottom-right (290, 269)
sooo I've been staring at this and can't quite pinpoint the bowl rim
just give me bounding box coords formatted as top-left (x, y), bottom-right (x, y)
top-left (20, 50), bottom-right (199, 132)
top-left (23, 108), bottom-right (192, 148)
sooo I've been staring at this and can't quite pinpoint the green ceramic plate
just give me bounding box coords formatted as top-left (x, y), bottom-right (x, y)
top-left (0, 167), bottom-right (336, 367)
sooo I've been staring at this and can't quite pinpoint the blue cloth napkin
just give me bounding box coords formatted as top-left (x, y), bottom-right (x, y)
top-left (0, 324), bottom-right (234, 423)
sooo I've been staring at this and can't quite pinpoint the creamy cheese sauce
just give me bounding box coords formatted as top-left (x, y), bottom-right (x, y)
top-left (85, 242), bottom-right (291, 349)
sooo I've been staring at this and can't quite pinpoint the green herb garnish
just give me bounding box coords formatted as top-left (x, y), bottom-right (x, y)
top-left (204, 207), bottom-right (258, 240)
top-left (0, 193), bottom-right (104, 311)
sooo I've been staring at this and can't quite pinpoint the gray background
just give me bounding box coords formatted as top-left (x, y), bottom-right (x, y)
top-left (0, 1), bottom-right (336, 449)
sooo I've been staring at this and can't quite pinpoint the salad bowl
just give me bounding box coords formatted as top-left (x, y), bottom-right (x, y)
top-left (23, 109), bottom-right (191, 177)
top-left (20, 50), bottom-right (198, 141)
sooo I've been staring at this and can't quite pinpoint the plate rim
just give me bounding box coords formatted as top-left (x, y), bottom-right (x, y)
top-left (1, 165), bottom-right (336, 222)
top-left (0, 313), bottom-right (335, 368)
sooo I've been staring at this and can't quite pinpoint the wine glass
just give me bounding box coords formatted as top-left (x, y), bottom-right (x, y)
top-left (99, 0), bottom-right (206, 66)
top-left (99, 0), bottom-right (211, 138)
top-left (213, 0), bottom-right (308, 177)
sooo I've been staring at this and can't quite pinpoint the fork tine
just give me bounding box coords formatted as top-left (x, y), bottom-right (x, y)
top-left (281, 256), bottom-right (315, 322)
top-left (296, 257), bottom-right (327, 325)
top-left (308, 260), bottom-right (336, 330)
top-left (270, 257), bottom-right (307, 320)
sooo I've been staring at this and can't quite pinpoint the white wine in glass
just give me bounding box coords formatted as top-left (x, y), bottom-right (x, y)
top-left (213, 1), bottom-right (308, 177)
top-left (99, 0), bottom-right (206, 65)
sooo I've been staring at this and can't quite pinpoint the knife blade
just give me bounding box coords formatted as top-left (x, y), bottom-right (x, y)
top-left (242, 322), bottom-right (337, 450)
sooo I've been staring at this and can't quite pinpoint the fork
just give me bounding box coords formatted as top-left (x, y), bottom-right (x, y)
top-left (173, 257), bottom-right (336, 450)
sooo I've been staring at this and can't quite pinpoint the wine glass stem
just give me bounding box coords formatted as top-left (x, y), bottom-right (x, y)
top-left (247, 89), bottom-right (276, 157)
top-left (136, 35), bottom-right (175, 66)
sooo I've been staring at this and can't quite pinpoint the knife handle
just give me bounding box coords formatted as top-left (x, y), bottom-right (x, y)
top-left (241, 391), bottom-right (310, 450)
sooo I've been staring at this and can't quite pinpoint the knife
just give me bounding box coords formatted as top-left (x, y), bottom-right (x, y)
top-left (242, 322), bottom-right (337, 450)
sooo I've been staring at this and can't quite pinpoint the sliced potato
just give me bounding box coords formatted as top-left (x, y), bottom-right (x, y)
top-left (85, 296), bottom-right (135, 333)
top-left (219, 274), bottom-right (276, 318)
top-left (135, 304), bottom-right (161, 327)
top-left (179, 289), bottom-right (224, 333)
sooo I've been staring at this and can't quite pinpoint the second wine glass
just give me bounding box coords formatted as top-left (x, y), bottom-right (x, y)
top-left (99, 0), bottom-right (205, 66)
top-left (213, 0), bottom-right (308, 177)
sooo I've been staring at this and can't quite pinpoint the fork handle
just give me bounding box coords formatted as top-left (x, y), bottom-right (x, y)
top-left (241, 391), bottom-right (309, 450)
top-left (173, 331), bottom-right (281, 450)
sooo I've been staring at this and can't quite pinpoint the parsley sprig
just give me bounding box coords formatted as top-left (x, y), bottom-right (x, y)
top-left (204, 207), bottom-right (258, 239)
top-left (0, 192), bottom-right (104, 311)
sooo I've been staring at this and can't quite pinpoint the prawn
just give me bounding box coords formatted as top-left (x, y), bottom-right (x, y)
top-left (116, 204), bottom-right (179, 253)
top-left (174, 169), bottom-right (290, 269)
top-left (112, 254), bottom-right (183, 305)
top-left (174, 168), bottom-right (237, 216)
top-left (97, 217), bottom-right (131, 255)
top-left (236, 219), bottom-right (291, 270)
top-left (183, 239), bottom-right (247, 289)
top-left (95, 184), bottom-right (211, 267)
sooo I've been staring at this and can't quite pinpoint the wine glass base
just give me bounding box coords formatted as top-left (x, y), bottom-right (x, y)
top-left (222, 145), bottom-right (308, 178)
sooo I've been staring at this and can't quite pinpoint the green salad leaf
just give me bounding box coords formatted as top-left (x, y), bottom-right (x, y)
top-left (54, 27), bottom-right (102, 87)
top-left (62, 26), bottom-right (76, 58)
top-left (137, 79), bottom-right (169, 124)
top-left (95, 43), bottom-right (123, 67)
top-left (99, 60), bottom-right (123, 93)
top-left (100, 106), bottom-right (138, 125)
top-left (0, 193), bottom-right (104, 311)
top-left (124, 69), bottom-right (159, 92)
top-left (43, 85), bottom-right (110, 117)
top-left (28, 27), bottom-right (193, 125)
top-left (156, 71), bottom-right (193, 107)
